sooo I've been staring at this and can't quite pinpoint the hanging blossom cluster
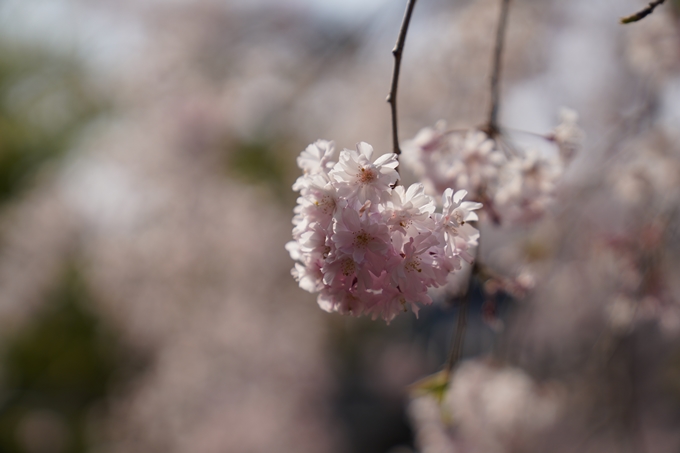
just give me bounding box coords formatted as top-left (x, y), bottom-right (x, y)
top-left (286, 140), bottom-right (482, 322)
top-left (401, 109), bottom-right (583, 224)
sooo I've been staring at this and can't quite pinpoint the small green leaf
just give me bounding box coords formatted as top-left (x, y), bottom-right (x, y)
top-left (409, 370), bottom-right (450, 403)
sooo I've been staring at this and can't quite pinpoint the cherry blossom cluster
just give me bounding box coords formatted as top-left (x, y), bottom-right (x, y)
top-left (401, 109), bottom-right (582, 224)
top-left (286, 140), bottom-right (482, 322)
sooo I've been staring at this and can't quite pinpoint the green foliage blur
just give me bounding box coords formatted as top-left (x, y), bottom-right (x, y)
top-left (0, 266), bottom-right (123, 453)
top-left (227, 137), bottom-right (298, 204)
top-left (0, 39), bottom-right (115, 453)
top-left (0, 43), bottom-right (104, 204)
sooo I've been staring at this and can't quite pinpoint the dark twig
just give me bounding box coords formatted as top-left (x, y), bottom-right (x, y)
top-left (621, 0), bottom-right (666, 24)
top-left (486, 0), bottom-right (512, 137)
top-left (444, 261), bottom-right (478, 380)
top-left (387, 0), bottom-right (418, 157)
top-left (444, 291), bottom-right (469, 380)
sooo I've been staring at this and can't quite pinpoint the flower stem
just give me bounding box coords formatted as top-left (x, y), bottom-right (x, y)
top-left (387, 0), bottom-right (418, 158)
top-left (486, 0), bottom-right (512, 137)
top-left (444, 260), bottom-right (480, 380)
top-left (444, 289), bottom-right (469, 380)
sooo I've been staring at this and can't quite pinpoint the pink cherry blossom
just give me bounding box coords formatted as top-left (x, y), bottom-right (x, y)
top-left (330, 142), bottom-right (399, 203)
top-left (288, 140), bottom-right (483, 322)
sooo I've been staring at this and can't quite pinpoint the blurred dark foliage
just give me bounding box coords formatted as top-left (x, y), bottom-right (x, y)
top-left (0, 43), bottom-right (105, 204)
top-left (329, 317), bottom-right (417, 453)
top-left (0, 40), bottom-right (119, 453)
top-left (0, 265), bottom-right (131, 453)
top-left (226, 137), bottom-right (299, 204)
top-left (326, 278), bottom-right (507, 453)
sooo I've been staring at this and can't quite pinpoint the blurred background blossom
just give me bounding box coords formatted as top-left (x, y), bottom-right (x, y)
top-left (0, 0), bottom-right (679, 452)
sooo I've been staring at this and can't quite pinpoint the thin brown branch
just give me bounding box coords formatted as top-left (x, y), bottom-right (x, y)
top-left (444, 261), bottom-right (478, 380)
top-left (621, 0), bottom-right (666, 24)
top-left (486, 0), bottom-right (512, 137)
top-left (444, 290), bottom-right (469, 380)
top-left (387, 0), bottom-right (418, 157)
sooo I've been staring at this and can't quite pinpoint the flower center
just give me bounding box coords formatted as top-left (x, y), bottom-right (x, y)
top-left (358, 166), bottom-right (377, 184)
top-left (453, 208), bottom-right (465, 224)
top-left (341, 259), bottom-right (356, 277)
top-left (353, 231), bottom-right (372, 248)
top-left (316, 195), bottom-right (336, 215)
top-left (405, 256), bottom-right (422, 273)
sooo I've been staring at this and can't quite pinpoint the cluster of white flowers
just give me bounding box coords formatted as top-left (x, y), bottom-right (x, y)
top-left (409, 360), bottom-right (561, 453)
top-left (286, 140), bottom-right (482, 322)
top-left (551, 108), bottom-right (584, 161)
top-left (401, 109), bottom-right (582, 224)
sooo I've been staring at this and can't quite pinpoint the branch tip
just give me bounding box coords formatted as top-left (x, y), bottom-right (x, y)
top-left (620, 0), bottom-right (666, 24)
